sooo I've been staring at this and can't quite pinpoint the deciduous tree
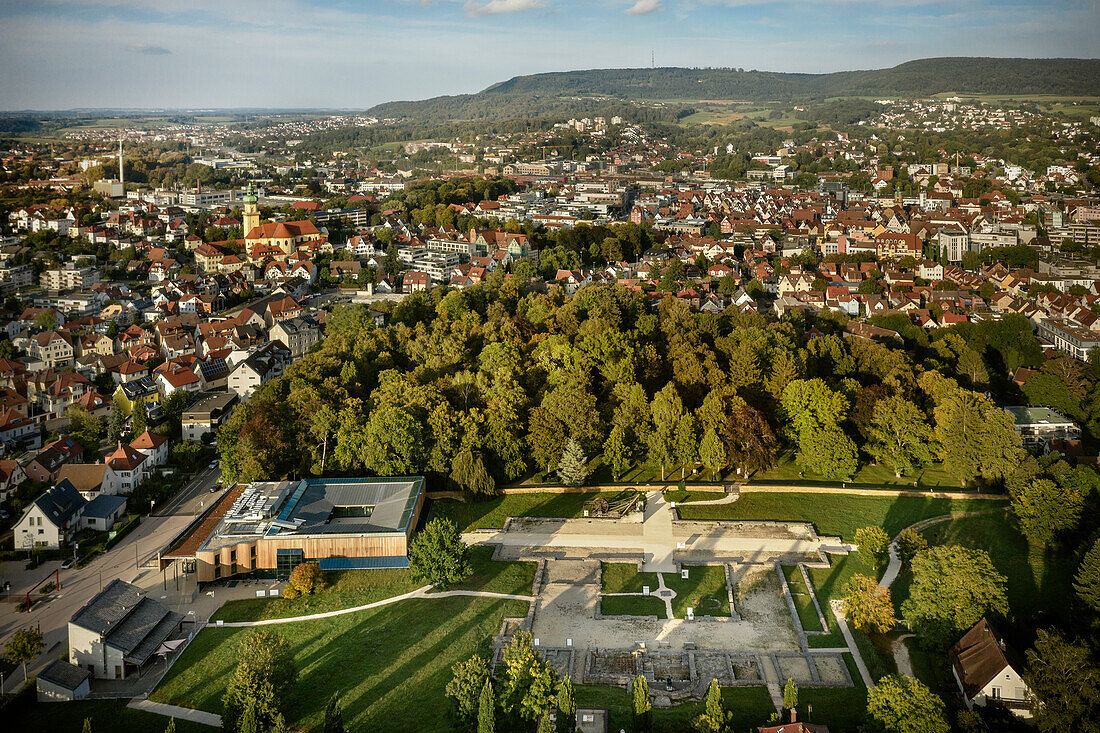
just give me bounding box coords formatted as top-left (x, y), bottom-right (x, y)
top-left (843, 574), bottom-right (896, 634)
top-left (866, 674), bottom-right (949, 733)
top-left (5, 626), bottom-right (43, 681)
top-left (1024, 629), bottom-right (1100, 732)
top-left (855, 526), bottom-right (891, 567)
top-left (408, 518), bottom-right (472, 588)
top-left (1011, 478), bottom-right (1084, 547)
top-left (865, 395), bottom-right (933, 477)
top-left (447, 655), bottom-right (491, 722)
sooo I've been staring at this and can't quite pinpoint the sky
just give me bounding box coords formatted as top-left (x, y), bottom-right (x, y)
top-left (0, 0), bottom-right (1097, 111)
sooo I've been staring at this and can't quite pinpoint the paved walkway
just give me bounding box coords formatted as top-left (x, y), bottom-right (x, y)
top-left (127, 699), bottom-right (222, 728)
top-left (893, 634), bottom-right (915, 677)
top-left (642, 491), bottom-right (677, 572)
top-left (216, 587), bottom-right (534, 627)
top-left (829, 600), bottom-right (875, 689)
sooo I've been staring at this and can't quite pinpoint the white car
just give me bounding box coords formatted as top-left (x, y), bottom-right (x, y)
top-left (208, 460), bottom-right (219, 470)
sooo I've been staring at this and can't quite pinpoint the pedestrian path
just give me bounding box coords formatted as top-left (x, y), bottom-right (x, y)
top-left (128, 699), bottom-right (222, 728)
top-left (641, 491), bottom-right (677, 572)
top-left (829, 600), bottom-right (874, 689)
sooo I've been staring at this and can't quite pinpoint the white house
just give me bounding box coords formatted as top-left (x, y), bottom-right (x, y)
top-left (130, 430), bottom-right (170, 469)
top-left (950, 618), bottom-right (1031, 719)
top-left (14, 480), bottom-right (86, 549)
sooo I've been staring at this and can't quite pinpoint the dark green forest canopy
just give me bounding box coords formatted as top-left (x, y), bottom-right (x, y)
top-left (216, 281), bottom-right (1054, 493)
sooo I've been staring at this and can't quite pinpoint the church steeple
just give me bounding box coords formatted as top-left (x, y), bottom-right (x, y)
top-left (242, 183), bottom-right (259, 236)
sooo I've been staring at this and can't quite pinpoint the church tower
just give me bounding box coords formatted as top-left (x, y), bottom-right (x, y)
top-left (242, 185), bottom-right (259, 236)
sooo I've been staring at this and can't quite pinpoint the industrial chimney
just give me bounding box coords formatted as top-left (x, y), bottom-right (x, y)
top-left (118, 140), bottom-right (124, 188)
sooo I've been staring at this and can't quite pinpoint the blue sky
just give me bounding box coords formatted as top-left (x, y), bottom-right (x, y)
top-left (0, 0), bottom-right (1096, 110)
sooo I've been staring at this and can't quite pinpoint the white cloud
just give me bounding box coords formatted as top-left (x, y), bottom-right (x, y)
top-left (626, 0), bottom-right (662, 14)
top-left (464, 0), bottom-right (546, 17)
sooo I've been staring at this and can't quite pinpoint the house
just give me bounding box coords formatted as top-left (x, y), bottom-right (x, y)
top-left (81, 494), bottom-right (128, 532)
top-left (14, 480), bottom-right (86, 549)
top-left (29, 331), bottom-right (74, 369)
top-left (68, 579), bottom-right (184, 680)
top-left (155, 366), bottom-right (202, 397)
top-left (0, 458), bottom-right (28, 501)
top-left (37, 659), bottom-right (91, 702)
top-left (131, 430), bottom-right (169, 469)
top-left (182, 391), bottom-right (238, 442)
top-left (1004, 406), bottom-right (1080, 449)
top-left (757, 722), bottom-right (828, 733)
top-left (57, 464), bottom-right (108, 499)
top-left (403, 270), bottom-right (430, 292)
top-left (25, 437), bottom-right (84, 483)
top-left (269, 316), bottom-right (321, 358)
top-left (105, 442), bottom-right (148, 494)
top-left (227, 341), bottom-right (291, 400)
top-left (950, 618), bottom-right (1031, 718)
top-left (113, 377), bottom-right (160, 416)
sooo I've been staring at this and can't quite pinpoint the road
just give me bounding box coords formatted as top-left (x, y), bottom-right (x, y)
top-left (0, 466), bottom-right (221, 694)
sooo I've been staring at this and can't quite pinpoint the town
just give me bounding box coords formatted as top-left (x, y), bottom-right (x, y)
top-left (1, 31), bottom-right (1100, 733)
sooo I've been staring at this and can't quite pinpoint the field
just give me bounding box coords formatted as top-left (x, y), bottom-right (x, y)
top-left (601, 562), bottom-right (658, 594)
top-left (675, 491), bottom-right (1008, 541)
top-left (599, 594), bottom-right (667, 617)
top-left (3, 696), bottom-right (211, 733)
top-left (891, 511), bottom-right (1076, 637)
top-left (575, 684), bottom-right (776, 732)
top-left (749, 452), bottom-right (963, 489)
top-left (430, 492), bottom-right (632, 532)
top-left (666, 565), bottom-right (730, 618)
top-left (154, 596), bottom-right (529, 732)
top-left (216, 546), bottom-right (534, 622)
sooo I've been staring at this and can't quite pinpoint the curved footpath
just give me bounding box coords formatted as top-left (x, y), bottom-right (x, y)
top-left (215, 586), bottom-right (535, 627)
top-left (879, 507), bottom-right (1009, 590)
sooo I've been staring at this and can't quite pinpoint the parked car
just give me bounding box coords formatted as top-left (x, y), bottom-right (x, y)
top-left (61, 558), bottom-right (75, 569)
top-left (208, 460), bottom-right (218, 470)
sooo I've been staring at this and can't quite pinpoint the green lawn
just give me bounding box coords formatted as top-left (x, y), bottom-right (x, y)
top-left (216, 548), bottom-right (535, 622)
top-left (796, 654), bottom-right (869, 732)
top-left (676, 492), bottom-right (1008, 541)
top-left (601, 562), bottom-right (659, 594)
top-left (665, 566), bottom-right (730, 618)
top-left (154, 596), bottom-right (528, 732)
top-left (4, 697), bottom-right (211, 733)
top-left (783, 565), bottom-right (824, 632)
top-left (575, 683), bottom-right (776, 731)
top-left (915, 512), bottom-right (1076, 632)
top-left (430, 493), bottom-right (612, 532)
top-left (599, 594), bottom-right (667, 618)
top-left (215, 568), bottom-right (422, 623)
top-left (663, 488), bottom-right (726, 503)
top-left (750, 452), bottom-right (965, 489)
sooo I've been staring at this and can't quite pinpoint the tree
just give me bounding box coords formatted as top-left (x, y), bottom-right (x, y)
top-left (451, 449), bottom-right (497, 496)
top-left (33, 310), bottom-right (58, 331)
top-left (131, 397), bottom-right (148, 436)
top-left (408, 517), bottom-right (472, 588)
top-left (282, 561), bottom-right (324, 600)
top-left (783, 677), bottom-right (798, 713)
top-left (555, 675), bottom-right (576, 733)
top-left (5, 626), bottom-right (43, 682)
top-left (477, 680), bottom-right (496, 733)
top-left (893, 528), bottom-right (927, 566)
top-left (1011, 478), bottom-right (1084, 547)
top-left (222, 630), bottom-right (297, 732)
top-left (673, 413), bottom-right (696, 480)
top-left (865, 395), bottom-right (933, 477)
top-left (556, 438), bottom-right (589, 486)
top-left (699, 427), bottom-right (726, 481)
top-left (648, 383), bottom-right (683, 481)
top-left (1024, 629), bottom-right (1100, 732)
top-left (537, 714), bottom-right (553, 733)
top-left (1074, 538), bottom-right (1100, 615)
top-left (447, 655), bottom-right (491, 721)
top-left (107, 400), bottom-right (125, 445)
top-left (796, 425), bottom-right (857, 480)
top-left (83, 719), bottom-right (92, 733)
top-left (693, 678), bottom-right (729, 732)
top-left (631, 674), bottom-right (651, 732)
top-left (67, 404), bottom-right (105, 454)
top-left (902, 545), bottom-right (1008, 650)
top-left (164, 719), bottom-right (175, 733)
top-left (322, 693), bottom-right (345, 733)
top-left (854, 526), bottom-right (890, 567)
top-left (866, 674), bottom-right (949, 733)
top-left (501, 632), bottom-right (557, 723)
top-left (603, 424), bottom-right (630, 480)
top-left (843, 574), bottom-right (896, 634)
top-left (933, 389), bottom-right (1023, 486)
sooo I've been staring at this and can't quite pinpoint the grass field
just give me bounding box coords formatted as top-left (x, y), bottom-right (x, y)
top-left (797, 654), bottom-right (870, 732)
top-left (891, 512), bottom-right (1076, 635)
top-left (675, 492), bottom-right (1008, 542)
top-left (215, 547), bottom-right (533, 622)
top-left (783, 564), bottom-right (824, 632)
top-left (599, 594), bottom-right (667, 618)
top-left (575, 683), bottom-right (776, 731)
top-left (666, 565), bottom-right (730, 618)
top-left (430, 492), bottom-right (630, 532)
top-left (750, 452), bottom-right (963, 489)
top-left (601, 562), bottom-right (659, 594)
top-left (154, 596), bottom-right (528, 732)
top-left (3, 696), bottom-right (211, 733)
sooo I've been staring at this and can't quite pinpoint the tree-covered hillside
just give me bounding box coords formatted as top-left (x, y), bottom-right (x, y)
top-left (367, 57), bottom-right (1100, 122)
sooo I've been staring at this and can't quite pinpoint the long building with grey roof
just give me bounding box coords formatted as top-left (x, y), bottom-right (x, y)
top-left (164, 476), bottom-right (425, 583)
top-left (68, 579), bottom-right (184, 680)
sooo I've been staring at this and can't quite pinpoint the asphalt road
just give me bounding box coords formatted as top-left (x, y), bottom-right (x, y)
top-left (0, 466), bottom-right (221, 694)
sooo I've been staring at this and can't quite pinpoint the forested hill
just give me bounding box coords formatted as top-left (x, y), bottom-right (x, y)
top-left (366, 57), bottom-right (1100, 122)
